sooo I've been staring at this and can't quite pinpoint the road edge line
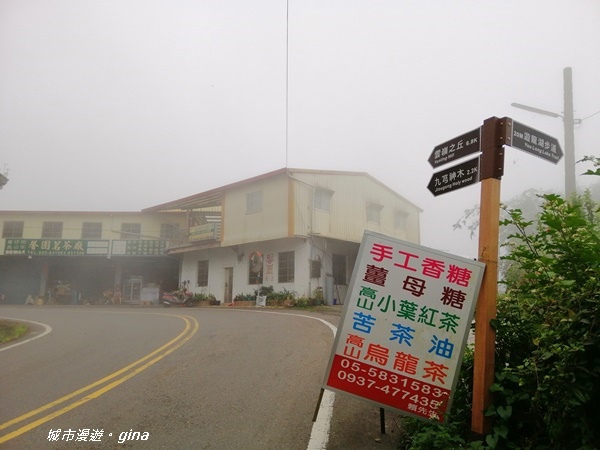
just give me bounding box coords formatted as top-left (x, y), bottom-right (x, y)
top-left (223, 309), bottom-right (337, 450)
top-left (0, 318), bottom-right (52, 353)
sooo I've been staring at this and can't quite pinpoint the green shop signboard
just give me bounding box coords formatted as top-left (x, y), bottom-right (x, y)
top-left (111, 240), bottom-right (166, 256)
top-left (4, 239), bottom-right (110, 256)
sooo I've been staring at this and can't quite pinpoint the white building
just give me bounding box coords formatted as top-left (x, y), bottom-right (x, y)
top-left (143, 168), bottom-right (422, 305)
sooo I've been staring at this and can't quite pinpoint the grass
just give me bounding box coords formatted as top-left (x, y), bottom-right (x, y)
top-left (0, 320), bottom-right (28, 344)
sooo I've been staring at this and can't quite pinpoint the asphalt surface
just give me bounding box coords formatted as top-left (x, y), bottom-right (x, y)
top-left (0, 305), bottom-right (403, 449)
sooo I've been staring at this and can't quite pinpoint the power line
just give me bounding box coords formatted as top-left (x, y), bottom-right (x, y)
top-left (580, 109), bottom-right (600, 122)
top-left (285, 0), bottom-right (289, 168)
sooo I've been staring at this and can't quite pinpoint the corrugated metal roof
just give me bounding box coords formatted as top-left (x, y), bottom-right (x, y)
top-left (142, 167), bottom-right (422, 212)
top-left (142, 168), bottom-right (290, 212)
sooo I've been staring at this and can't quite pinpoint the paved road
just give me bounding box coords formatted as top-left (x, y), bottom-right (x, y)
top-left (0, 305), bottom-right (402, 449)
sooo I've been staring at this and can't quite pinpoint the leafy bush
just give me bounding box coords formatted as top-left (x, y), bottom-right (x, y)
top-left (399, 187), bottom-right (600, 449)
top-left (192, 292), bottom-right (216, 302)
top-left (234, 286), bottom-right (297, 304)
top-left (233, 292), bottom-right (256, 302)
top-left (489, 192), bottom-right (600, 449)
top-left (398, 346), bottom-right (480, 449)
top-left (257, 285), bottom-right (274, 297)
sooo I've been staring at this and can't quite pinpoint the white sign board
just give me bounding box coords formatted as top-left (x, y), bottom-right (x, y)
top-left (256, 295), bottom-right (267, 307)
top-left (141, 287), bottom-right (160, 304)
top-left (322, 231), bottom-right (485, 422)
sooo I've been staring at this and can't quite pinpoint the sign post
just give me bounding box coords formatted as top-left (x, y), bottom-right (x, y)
top-left (427, 125), bottom-right (481, 197)
top-left (314, 116), bottom-right (564, 436)
top-left (427, 156), bottom-right (480, 197)
top-left (509, 119), bottom-right (563, 164)
top-left (425, 116), bottom-right (562, 435)
top-left (428, 127), bottom-right (481, 168)
top-left (471, 117), bottom-right (507, 434)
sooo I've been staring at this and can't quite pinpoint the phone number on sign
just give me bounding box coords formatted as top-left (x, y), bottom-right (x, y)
top-left (326, 355), bottom-right (451, 421)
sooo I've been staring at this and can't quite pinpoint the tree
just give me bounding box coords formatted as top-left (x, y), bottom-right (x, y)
top-left (0, 167), bottom-right (8, 189)
top-left (453, 188), bottom-right (548, 282)
top-left (398, 156), bottom-right (600, 449)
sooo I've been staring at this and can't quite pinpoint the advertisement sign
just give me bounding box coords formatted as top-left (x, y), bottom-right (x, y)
top-left (111, 240), bottom-right (166, 256)
top-left (189, 223), bottom-right (219, 242)
top-left (322, 231), bottom-right (485, 422)
top-left (4, 239), bottom-right (109, 256)
top-left (264, 253), bottom-right (275, 284)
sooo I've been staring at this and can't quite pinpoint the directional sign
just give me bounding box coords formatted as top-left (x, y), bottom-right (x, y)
top-left (428, 128), bottom-right (481, 168)
top-left (427, 156), bottom-right (479, 196)
top-left (509, 120), bottom-right (563, 164)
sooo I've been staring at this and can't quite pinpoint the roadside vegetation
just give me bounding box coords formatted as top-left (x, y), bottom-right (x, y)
top-left (0, 320), bottom-right (28, 344)
top-left (234, 285), bottom-right (326, 307)
top-left (397, 157), bottom-right (600, 449)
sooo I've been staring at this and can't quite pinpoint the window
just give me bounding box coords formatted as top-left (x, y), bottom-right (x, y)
top-left (42, 221), bottom-right (63, 239)
top-left (197, 260), bottom-right (209, 287)
top-left (120, 223), bottom-right (141, 239)
top-left (278, 251), bottom-right (295, 283)
top-left (81, 222), bottom-right (102, 239)
top-left (246, 191), bottom-right (263, 213)
top-left (394, 211), bottom-right (409, 230)
top-left (314, 188), bottom-right (333, 211)
top-left (366, 204), bottom-right (383, 224)
top-left (310, 259), bottom-right (322, 278)
top-left (2, 221), bottom-right (24, 238)
top-left (160, 223), bottom-right (179, 240)
top-left (333, 254), bottom-right (347, 285)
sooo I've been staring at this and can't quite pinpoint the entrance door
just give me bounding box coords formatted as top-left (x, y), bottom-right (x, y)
top-left (224, 267), bottom-right (233, 304)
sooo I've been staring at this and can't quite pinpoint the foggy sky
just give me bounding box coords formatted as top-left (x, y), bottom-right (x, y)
top-left (1, 0), bottom-right (599, 258)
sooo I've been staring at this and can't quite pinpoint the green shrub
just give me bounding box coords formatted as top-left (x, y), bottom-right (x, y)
top-left (192, 292), bottom-right (216, 302)
top-left (233, 292), bottom-right (255, 302)
top-left (399, 189), bottom-right (600, 449)
top-left (490, 193), bottom-right (600, 449)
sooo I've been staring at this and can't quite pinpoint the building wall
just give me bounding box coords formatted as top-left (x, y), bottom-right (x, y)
top-left (177, 170), bottom-right (421, 304)
top-left (180, 238), bottom-right (319, 301)
top-left (0, 170), bottom-right (421, 305)
top-left (178, 235), bottom-right (364, 305)
top-left (220, 173), bottom-right (290, 247)
top-left (0, 211), bottom-right (186, 250)
top-left (290, 171), bottom-right (421, 244)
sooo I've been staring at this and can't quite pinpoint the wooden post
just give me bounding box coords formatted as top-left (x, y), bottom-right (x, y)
top-left (471, 117), bottom-right (506, 434)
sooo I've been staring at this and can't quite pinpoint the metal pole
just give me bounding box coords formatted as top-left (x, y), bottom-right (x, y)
top-left (563, 67), bottom-right (576, 197)
top-left (312, 388), bottom-right (325, 422)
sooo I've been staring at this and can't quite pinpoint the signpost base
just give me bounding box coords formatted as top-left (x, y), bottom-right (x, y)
top-left (312, 388), bottom-right (325, 422)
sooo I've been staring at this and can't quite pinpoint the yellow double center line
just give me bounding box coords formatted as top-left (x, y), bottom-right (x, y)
top-left (0, 313), bottom-right (199, 444)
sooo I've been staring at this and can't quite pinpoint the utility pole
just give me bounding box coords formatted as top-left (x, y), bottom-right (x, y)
top-left (563, 67), bottom-right (576, 197)
top-left (511, 67), bottom-right (577, 197)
